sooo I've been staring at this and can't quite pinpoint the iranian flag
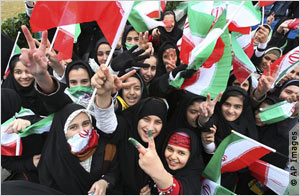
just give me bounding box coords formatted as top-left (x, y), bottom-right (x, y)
top-left (231, 32), bottom-right (256, 84)
top-left (1, 108), bottom-right (54, 156)
top-left (200, 177), bottom-right (235, 195)
top-left (53, 24), bottom-right (81, 60)
top-left (30, 1), bottom-right (134, 47)
top-left (203, 132), bottom-right (274, 184)
top-left (264, 47), bottom-right (299, 87)
top-left (128, 1), bottom-right (166, 32)
top-left (64, 86), bottom-right (94, 106)
top-left (231, 31), bottom-right (254, 58)
top-left (170, 8), bottom-right (231, 99)
top-left (249, 160), bottom-right (289, 195)
top-left (258, 100), bottom-right (297, 124)
top-left (4, 31), bottom-right (21, 78)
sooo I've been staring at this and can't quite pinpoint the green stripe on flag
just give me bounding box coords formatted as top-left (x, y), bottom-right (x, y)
top-left (19, 114), bottom-right (54, 138)
top-left (67, 85), bottom-right (94, 98)
top-left (128, 2), bottom-right (150, 33)
top-left (14, 45), bottom-right (21, 55)
top-left (203, 133), bottom-right (243, 183)
top-left (74, 23), bottom-right (81, 43)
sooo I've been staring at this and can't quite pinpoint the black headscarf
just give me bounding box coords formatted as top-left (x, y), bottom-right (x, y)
top-left (91, 37), bottom-right (110, 65)
top-left (159, 128), bottom-right (204, 195)
top-left (1, 88), bottom-right (22, 123)
top-left (65, 60), bottom-right (94, 87)
top-left (156, 10), bottom-right (183, 50)
top-left (38, 103), bottom-right (106, 194)
top-left (208, 86), bottom-right (258, 145)
top-left (156, 41), bottom-right (181, 77)
top-left (167, 91), bottom-right (206, 136)
top-left (2, 55), bottom-right (49, 116)
top-left (121, 25), bottom-right (137, 51)
top-left (227, 71), bottom-right (252, 95)
top-left (112, 97), bottom-right (168, 194)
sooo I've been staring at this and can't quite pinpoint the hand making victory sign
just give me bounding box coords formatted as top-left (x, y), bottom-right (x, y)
top-left (128, 130), bottom-right (173, 190)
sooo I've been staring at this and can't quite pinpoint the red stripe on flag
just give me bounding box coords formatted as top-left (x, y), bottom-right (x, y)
top-left (30, 1), bottom-right (124, 45)
top-left (249, 160), bottom-right (269, 184)
top-left (180, 35), bottom-right (195, 65)
top-left (221, 146), bottom-right (271, 174)
top-left (203, 37), bottom-right (225, 68)
top-left (160, 1), bottom-right (166, 13)
top-left (229, 23), bottom-right (252, 35)
top-left (232, 56), bottom-right (253, 83)
top-left (180, 70), bottom-right (200, 89)
top-left (244, 38), bottom-right (254, 58)
top-left (1, 141), bottom-right (23, 156)
top-left (147, 11), bottom-right (160, 19)
top-left (258, 1), bottom-right (276, 7)
top-left (53, 28), bottom-right (74, 60)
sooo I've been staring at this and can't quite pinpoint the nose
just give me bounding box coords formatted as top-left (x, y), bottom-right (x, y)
top-left (227, 106), bottom-right (234, 114)
top-left (170, 152), bottom-right (177, 160)
top-left (21, 72), bottom-right (28, 78)
top-left (129, 87), bottom-right (135, 95)
top-left (103, 54), bottom-right (108, 61)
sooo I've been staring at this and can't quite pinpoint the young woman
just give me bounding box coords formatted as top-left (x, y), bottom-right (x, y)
top-left (150, 10), bottom-right (183, 52)
top-left (89, 37), bottom-right (111, 72)
top-left (122, 25), bottom-right (139, 51)
top-left (2, 55), bottom-right (50, 116)
top-left (130, 128), bottom-right (204, 195)
top-left (226, 71), bottom-right (252, 95)
top-left (139, 55), bottom-right (158, 86)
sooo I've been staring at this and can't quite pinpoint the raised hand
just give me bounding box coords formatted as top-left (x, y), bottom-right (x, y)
top-left (140, 184), bottom-right (151, 195)
top-left (4, 119), bottom-right (31, 134)
top-left (198, 93), bottom-right (223, 125)
top-left (128, 130), bottom-right (173, 189)
top-left (138, 31), bottom-right (154, 55)
top-left (201, 125), bottom-right (217, 144)
top-left (92, 64), bottom-right (114, 96)
top-left (111, 69), bottom-right (137, 94)
top-left (151, 28), bottom-right (160, 41)
top-left (256, 25), bottom-right (270, 44)
top-left (254, 65), bottom-right (279, 99)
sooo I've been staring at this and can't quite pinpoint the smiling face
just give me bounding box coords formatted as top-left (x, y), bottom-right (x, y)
top-left (13, 61), bottom-right (34, 87)
top-left (137, 115), bottom-right (163, 143)
top-left (279, 85), bottom-right (299, 101)
top-left (66, 112), bottom-right (92, 139)
top-left (68, 68), bottom-right (91, 88)
top-left (164, 144), bottom-right (190, 170)
top-left (186, 100), bottom-right (204, 128)
top-left (139, 56), bottom-right (157, 84)
top-left (221, 96), bottom-right (244, 122)
top-left (163, 14), bottom-right (175, 32)
top-left (97, 43), bottom-right (111, 65)
top-left (122, 77), bottom-right (142, 107)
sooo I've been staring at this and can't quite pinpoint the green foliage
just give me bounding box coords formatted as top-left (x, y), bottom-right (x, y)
top-left (165, 1), bottom-right (182, 11)
top-left (1, 12), bottom-right (33, 48)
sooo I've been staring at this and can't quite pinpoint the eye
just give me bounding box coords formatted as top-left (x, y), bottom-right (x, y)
top-left (134, 37), bottom-right (139, 42)
top-left (178, 151), bottom-right (186, 155)
top-left (68, 124), bottom-right (78, 130)
top-left (155, 120), bottom-right (162, 125)
top-left (70, 80), bottom-right (77, 85)
top-left (134, 86), bottom-right (141, 91)
top-left (81, 79), bottom-right (89, 84)
top-left (163, 55), bottom-right (168, 59)
top-left (242, 83), bottom-right (248, 87)
top-left (105, 51), bottom-right (110, 55)
top-left (97, 52), bottom-right (103, 56)
top-left (82, 120), bottom-right (90, 127)
top-left (123, 86), bottom-right (130, 90)
top-left (285, 90), bottom-right (293, 94)
top-left (14, 69), bottom-right (22, 74)
top-left (234, 105), bottom-right (242, 109)
top-left (189, 110), bottom-right (197, 114)
top-left (151, 66), bottom-right (156, 71)
top-left (223, 102), bottom-right (230, 107)
top-left (126, 37), bottom-right (132, 42)
top-left (143, 117), bottom-right (150, 122)
top-left (167, 146), bottom-right (173, 152)
top-left (264, 56), bottom-right (271, 61)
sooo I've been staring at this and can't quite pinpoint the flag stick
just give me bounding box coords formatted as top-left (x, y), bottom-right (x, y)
top-left (222, 1), bottom-right (246, 32)
top-left (231, 130), bottom-right (276, 152)
top-left (261, 6), bottom-right (265, 25)
top-left (86, 2), bottom-right (134, 112)
top-left (4, 31), bottom-right (21, 77)
top-left (49, 27), bottom-right (60, 53)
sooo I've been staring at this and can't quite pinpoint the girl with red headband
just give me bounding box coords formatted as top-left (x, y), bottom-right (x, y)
top-left (129, 128), bottom-right (204, 195)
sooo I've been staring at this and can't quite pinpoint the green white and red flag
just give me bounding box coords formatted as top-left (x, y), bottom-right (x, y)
top-left (200, 177), bottom-right (235, 195)
top-left (232, 31), bottom-right (254, 58)
top-left (1, 108), bottom-right (54, 156)
top-left (30, 1), bottom-right (133, 48)
top-left (231, 32), bottom-right (256, 84)
top-left (64, 85), bottom-right (94, 108)
top-left (263, 47), bottom-right (299, 87)
top-left (128, 1), bottom-right (166, 32)
top-left (170, 8), bottom-right (231, 99)
top-left (53, 24), bottom-right (81, 60)
top-left (249, 160), bottom-right (289, 195)
top-left (202, 131), bottom-right (274, 184)
top-left (4, 31), bottom-right (21, 78)
top-left (258, 100), bottom-right (297, 124)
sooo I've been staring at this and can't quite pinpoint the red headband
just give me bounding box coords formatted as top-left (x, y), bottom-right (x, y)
top-left (168, 132), bottom-right (191, 150)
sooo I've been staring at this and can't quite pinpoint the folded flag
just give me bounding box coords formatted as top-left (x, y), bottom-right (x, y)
top-left (128, 1), bottom-right (166, 32)
top-left (249, 160), bottom-right (289, 195)
top-left (200, 177), bottom-right (235, 195)
top-left (264, 47), bottom-right (299, 87)
top-left (64, 86), bottom-right (94, 108)
top-left (1, 108), bottom-right (54, 156)
top-left (258, 100), bottom-right (297, 124)
top-left (203, 131), bottom-right (274, 184)
top-left (231, 32), bottom-right (256, 84)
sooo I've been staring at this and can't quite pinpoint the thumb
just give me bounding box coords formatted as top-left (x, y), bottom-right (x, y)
top-left (147, 130), bottom-right (155, 150)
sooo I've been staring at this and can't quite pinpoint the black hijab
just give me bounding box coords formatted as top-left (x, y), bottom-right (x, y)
top-left (1, 88), bottom-right (22, 123)
top-left (112, 97), bottom-right (168, 194)
top-left (156, 10), bottom-right (183, 49)
top-left (156, 41), bottom-right (181, 77)
top-left (2, 55), bottom-right (49, 116)
top-left (121, 25), bottom-right (137, 51)
top-left (209, 86), bottom-right (258, 145)
top-left (38, 103), bottom-right (105, 194)
top-left (65, 60), bottom-right (94, 87)
top-left (167, 91), bottom-right (206, 135)
top-left (91, 37), bottom-right (110, 65)
top-left (159, 128), bottom-right (204, 195)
